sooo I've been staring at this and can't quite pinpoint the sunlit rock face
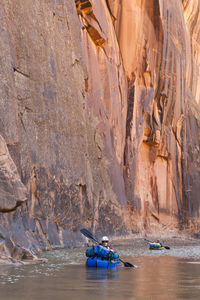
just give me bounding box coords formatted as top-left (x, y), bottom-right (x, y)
top-left (107, 0), bottom-right (200, 232)
top-left (77, 0), bottom-right (200, 233)
top-left (0, 0), bottom-right (199, 262)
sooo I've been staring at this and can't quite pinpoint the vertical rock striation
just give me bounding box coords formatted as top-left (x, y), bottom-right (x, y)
top-left (0, 0), bottom-right (129, 262)
top-left (108, 0), bottom-right (200, 233)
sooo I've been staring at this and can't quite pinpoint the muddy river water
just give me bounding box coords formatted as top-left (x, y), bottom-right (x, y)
top-left (0, 238), bottom-right (200, 300)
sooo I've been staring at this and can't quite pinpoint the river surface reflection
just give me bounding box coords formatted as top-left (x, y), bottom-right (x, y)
top-left (0, 241), bottom-right (200, 300)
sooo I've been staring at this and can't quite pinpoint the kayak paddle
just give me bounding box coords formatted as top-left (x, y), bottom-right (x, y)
top-left (80, 228), bottom-right (135, 267)
top-left (144, 238), bottom-right (170, 250)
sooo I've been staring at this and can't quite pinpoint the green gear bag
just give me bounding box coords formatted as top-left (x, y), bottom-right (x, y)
top-left (86, 247), bottom-right (95, 257)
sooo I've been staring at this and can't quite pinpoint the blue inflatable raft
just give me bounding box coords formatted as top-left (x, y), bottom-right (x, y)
top-left (86, 256), bottom-right (121, 268)
top-left (149, 242), bottom-right (164, 250)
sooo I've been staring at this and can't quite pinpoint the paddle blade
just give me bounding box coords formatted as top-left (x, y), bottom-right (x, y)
top-left (164, 246), bottom-right (170, 250)
top-left (80, 228), bottom-right (99, 244)
top-left (124, 261), bottom-right (135, 267)
top-left (144, 238), bottom-right (151, 243)
top-left (119, 258), bottom-right (135, 268)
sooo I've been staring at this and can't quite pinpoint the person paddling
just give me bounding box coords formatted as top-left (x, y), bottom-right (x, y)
top-left (80, 228), bottom-right (135, 267)
top-left (99, 235), bottom-right (119, 261)
top-left (144, 238), bottom-right (170, 250)
top-left (156, 240), bottom-right (163, 247)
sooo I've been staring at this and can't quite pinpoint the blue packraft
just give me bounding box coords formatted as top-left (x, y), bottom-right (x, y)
top-left (86, 256), bottom-right (121, 268)
top-left (149, 242), bottom-right (164, 250)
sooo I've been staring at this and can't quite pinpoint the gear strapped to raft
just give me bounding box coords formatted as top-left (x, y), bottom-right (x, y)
top-left (86, 245), bottom-right (119, 261)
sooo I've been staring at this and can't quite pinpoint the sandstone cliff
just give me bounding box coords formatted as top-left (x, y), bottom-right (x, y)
top-left (0, 0), bottom-right (199, 262)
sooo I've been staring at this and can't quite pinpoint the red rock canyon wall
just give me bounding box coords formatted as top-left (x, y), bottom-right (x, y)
top-left (0, 0), bottom-right (199, 262)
